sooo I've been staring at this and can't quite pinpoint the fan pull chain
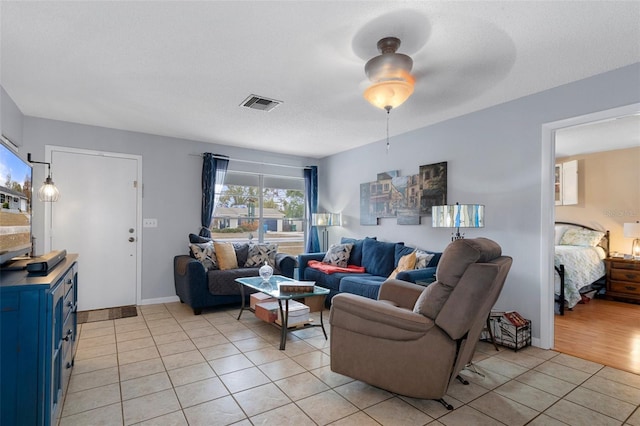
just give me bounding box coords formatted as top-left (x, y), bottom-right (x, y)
top-left (385, 107), bottom-right (391, 154)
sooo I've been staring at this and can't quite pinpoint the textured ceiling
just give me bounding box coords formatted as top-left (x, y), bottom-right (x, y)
top-left (1, 1), bottom-right (639, 158)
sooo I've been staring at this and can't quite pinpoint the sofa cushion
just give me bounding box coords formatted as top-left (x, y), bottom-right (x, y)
top-left (388, 251), bottom-right (417, 280)
top-left (394, 244), bottom-right (415, 265)
top-left (245, 243), bottom-right (278, 268)
top-left (362, 239), bottom-right (397, 277)
top-left (207, 268), bottom-right (261, 295)
top-left (302, 268), bottom-right (367, 292)
top-left (233, 242), bottom-right (249, 267)
top-left (323, 243), bottom-right (353, 267)
top-left (339, 275), bottom-right (386, 299)
top-left (341, 236), bottom-right (376, 266)
top-left (214, 242), bottom-right (239, 270)
top-left (189, 242), bottom-right (218, 271)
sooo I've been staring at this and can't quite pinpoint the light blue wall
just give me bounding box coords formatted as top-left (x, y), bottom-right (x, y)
top-left (319, 63), bottom-right (640, 342)
top-left (16, 115), bottom-right (317, 301)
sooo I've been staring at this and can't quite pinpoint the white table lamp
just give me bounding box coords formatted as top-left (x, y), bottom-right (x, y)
top-left (623, 221), bottom-right (640, 259)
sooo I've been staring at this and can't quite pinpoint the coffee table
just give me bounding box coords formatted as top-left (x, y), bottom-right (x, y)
top-left (235, 275), bottom-right (329, 350)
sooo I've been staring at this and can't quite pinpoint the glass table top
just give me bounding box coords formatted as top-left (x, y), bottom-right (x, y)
top-left (235, 275), bottom-right (329, 299)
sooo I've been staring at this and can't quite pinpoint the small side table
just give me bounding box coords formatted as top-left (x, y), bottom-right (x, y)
top-left (604, 258), bottom-right (640, 303)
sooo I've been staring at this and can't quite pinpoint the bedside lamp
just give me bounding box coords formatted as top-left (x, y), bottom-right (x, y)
top-left (623, 221), bottom-right (640, 259)
top-left (432, 203), bottom-right (484, 241)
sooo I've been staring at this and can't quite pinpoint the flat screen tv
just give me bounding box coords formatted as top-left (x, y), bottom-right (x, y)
top-left (0, 139), bottom-right (32, 265)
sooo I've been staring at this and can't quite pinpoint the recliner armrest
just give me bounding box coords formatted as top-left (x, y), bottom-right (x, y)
top-left (330, 293), bottom-right (434, 339)
top-left (377, 279), bottom-right (426, 310)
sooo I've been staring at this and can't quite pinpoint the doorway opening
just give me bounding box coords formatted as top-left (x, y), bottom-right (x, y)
top-left (540, 103), bottom-right (640, 365)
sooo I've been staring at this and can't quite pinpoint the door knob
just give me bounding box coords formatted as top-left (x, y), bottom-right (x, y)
top-left (128, 237), bottom-right (135, 242)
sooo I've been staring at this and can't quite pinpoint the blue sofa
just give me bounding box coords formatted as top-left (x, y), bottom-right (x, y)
top-left (174, 238), bottom-right (296, 315)
top-left (298, 237), bottom-right (442, 306)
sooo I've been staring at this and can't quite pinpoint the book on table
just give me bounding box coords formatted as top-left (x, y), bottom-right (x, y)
top-left (278, 280), bottom-right (315, 293)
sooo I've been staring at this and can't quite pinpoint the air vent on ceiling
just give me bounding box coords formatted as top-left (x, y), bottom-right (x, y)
top-left (240, 95), bottom-right (282, 112)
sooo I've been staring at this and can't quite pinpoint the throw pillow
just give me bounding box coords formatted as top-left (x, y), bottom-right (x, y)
top-left (322, 243), bottom-right (354, 267)
top-left (233, 242), bottom-right (250, 267)
top-left (341, 236), bottom-right (376, 266)
top-left (189, 233), bottom-right (212, 244)
top-left (189, 241), bottom-right (218, 271)
top-left (362, 239), bottom-right (397, 277)
top-left (245, 243), bottom-right (279, 268)
top-left (214, 242), bottom-right (239, 270)
top-left (414, 249), bottom-right (435, 269)
top-left (559, 228), bottom-right (605, 247)
top-left (388, 251), bottom-right (417, 280)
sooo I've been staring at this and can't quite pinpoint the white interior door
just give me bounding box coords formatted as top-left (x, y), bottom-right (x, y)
top-left (48, 148), bottom-right (140, 311)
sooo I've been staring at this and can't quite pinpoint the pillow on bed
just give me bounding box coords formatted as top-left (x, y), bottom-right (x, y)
top-left (559, 228), bottom-right (605, 247)
top-left (554, 225), bottom-right (571, 245)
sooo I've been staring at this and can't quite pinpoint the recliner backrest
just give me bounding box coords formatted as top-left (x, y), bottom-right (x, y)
top-left (412, 238), bottom-right (503, 320)
top-left (435, 259), bottom-right (509, 340)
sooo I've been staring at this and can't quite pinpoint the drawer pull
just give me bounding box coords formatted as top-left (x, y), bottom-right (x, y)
top-left (625, 274), bottom-right (638, 280)
top-left (625, 286), bottom-right (637, 291)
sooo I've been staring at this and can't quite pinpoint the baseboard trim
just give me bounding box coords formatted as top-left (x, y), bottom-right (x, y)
top-left (138, 295), bottom-right (181, 306)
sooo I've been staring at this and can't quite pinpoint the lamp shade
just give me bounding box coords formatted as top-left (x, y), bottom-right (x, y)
top-left (37, 176), bottom-right (60, 202)
top-left (432, 204), bottom-right (484, 228)
top-left (624, 222), bottom-right (640, 258)
top-left (312, 213), bottom-right (341, 227)
top-left (363, 78), bottom-right (415, 111)
top-left (623, 222), bottom-right (640, 238)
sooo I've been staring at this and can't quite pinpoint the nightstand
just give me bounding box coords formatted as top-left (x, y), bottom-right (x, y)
top-left (604, 258), bottom-right (640, 303)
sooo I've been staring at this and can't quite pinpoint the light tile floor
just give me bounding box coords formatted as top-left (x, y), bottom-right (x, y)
top-left (60, 302), bottom-right (640, 425)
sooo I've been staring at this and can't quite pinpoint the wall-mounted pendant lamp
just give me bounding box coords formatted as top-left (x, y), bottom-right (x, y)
top-left (432, 203), bottom-right (484, 241)
top-left (27, 153), bottom-right (60, 202)
top-left (363, 37), bottom-right (415, 111)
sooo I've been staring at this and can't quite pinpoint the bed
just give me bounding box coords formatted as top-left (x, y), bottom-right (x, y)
top-left (554, 222), bottom-right (609, 315)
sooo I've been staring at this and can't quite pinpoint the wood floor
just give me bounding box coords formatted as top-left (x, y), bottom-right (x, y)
top-left (554, 297), bottom-right (640, 375)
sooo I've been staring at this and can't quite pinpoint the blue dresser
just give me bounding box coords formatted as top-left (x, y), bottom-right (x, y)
top-left (1, 254), bottom-right (79, 426)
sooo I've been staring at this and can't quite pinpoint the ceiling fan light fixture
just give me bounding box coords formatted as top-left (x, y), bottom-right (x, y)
top-left (363, 77), bottom-right (415, 110)
top-left (363, 37), bottom-right (415, 110)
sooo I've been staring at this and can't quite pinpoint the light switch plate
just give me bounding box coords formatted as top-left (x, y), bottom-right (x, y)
top-left (143, 218), bottom-right (158, 228)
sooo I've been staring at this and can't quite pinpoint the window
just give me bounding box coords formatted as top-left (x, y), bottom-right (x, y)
top-left (211, 171), bottom-right (306, 256)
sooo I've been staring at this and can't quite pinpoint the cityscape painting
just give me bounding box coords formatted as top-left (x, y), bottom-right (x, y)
top-left (360, 162), bottom-right (447, 225)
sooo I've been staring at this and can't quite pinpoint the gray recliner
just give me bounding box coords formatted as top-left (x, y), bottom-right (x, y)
top-left (329, 237), bottom-right (512, 408)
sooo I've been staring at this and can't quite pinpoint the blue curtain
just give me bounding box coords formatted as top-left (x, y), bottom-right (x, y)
top-left (304, 166), bottom-right (320, 253)
top-left (200, 153), bottom-right (229, 238)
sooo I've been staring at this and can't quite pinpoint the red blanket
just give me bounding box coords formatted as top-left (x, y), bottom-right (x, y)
top-left (307, 260), bottom-right (366, 274)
